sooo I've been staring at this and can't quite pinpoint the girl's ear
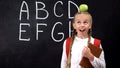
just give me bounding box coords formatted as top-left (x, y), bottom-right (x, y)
top-left (89, 25), bottom-right (91, 29)
top-left (89, 23), bottom-right (92, 29)
top-left (73, 23), bottom-right (76, 29)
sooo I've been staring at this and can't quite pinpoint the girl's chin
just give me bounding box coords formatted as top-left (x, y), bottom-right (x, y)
top-left (77, 31), bottom-right (87, 35)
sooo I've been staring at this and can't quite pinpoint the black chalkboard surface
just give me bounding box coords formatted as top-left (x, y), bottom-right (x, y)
top-left (0, 0), bottom-right (120, 68)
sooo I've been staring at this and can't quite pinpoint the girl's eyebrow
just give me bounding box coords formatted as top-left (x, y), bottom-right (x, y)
top-left (84, 19), bottom-right (88, 21)
top-left (75, 19), bottom-right (81, 21)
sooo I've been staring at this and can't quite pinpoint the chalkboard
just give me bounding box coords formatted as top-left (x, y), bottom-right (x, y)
top-left (0, 0), bottom-right (120, 68)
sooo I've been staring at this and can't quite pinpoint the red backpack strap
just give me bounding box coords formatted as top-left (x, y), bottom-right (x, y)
top-left (66, 37), bottom-right (72, 58)
top-left (94, 38), bottom-right (101, 48)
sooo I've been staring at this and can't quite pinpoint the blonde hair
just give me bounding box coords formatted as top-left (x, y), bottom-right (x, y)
top-left (66, 12), bottom-right (93, 68)
top-left (73, 12), bottom-right (92, 24)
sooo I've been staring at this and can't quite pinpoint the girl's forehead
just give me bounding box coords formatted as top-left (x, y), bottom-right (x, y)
top-left (75, 14), bottom-right (91, 20)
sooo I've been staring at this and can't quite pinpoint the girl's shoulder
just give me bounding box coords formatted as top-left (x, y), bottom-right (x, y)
top-left (91, 37), bottom-right (101, 43)
top-left (91, 37), bottom-right (101, 47)
top-left (91, 37), bottom-right (101, 41)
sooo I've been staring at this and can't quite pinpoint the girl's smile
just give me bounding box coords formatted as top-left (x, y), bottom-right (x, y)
top-left (79, 29), bottom-right (86, 32)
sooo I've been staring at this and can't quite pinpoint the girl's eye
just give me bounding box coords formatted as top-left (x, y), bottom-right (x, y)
top-left (77, 21), bottom-right (81, 24)
top-left (83, 21), bottom-right (88, 24)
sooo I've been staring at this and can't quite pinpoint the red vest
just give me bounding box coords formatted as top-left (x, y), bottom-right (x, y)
top-left (66, 37), bottom-right (101, 58)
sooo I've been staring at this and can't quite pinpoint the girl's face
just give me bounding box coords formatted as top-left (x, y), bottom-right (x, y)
top-left (73, 13), bottom-right (92, 37)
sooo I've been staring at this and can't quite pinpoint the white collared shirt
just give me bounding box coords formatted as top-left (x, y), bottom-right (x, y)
top-left (61, 36), bottom-right (106, 68)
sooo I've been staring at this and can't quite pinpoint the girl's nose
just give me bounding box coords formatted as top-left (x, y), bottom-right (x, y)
top-left (80, 23), bottom-right (85, 27)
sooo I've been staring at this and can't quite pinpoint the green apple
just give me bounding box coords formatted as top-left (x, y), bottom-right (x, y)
top-left (79, 4), bottom-right (88, 12)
